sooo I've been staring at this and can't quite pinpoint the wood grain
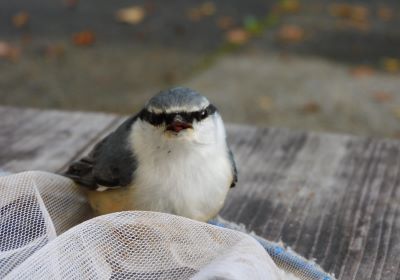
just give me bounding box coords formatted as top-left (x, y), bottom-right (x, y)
top-left (1, 106), bottom-right (399, 280)
top-left (0, 106), bottom-right (121, 172)
top-left (222, 126), bottom-right (400, 280)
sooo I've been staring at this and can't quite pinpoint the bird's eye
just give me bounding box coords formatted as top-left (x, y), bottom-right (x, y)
top-left (200, 110), bottom-right (208, 119)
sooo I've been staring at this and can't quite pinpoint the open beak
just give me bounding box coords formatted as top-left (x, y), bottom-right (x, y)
top-left (166, 115), bottom-right (192, 133)
top-left (166, 120), bottom-right (192, 133)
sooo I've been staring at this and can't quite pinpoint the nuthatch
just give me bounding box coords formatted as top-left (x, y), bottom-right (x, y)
top-left (65, 87), bottom-right (237, 222)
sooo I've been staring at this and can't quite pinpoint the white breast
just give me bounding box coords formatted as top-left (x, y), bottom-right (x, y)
top-left (128, 114), bottom-right (232, 221)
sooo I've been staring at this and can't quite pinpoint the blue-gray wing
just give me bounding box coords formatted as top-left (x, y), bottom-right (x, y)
top-left (64, 116), bottom-right (138, 190)
top-left (228, 147), bottom-right (238, 188)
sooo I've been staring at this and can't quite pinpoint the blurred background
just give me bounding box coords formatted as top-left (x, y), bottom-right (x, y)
top-left (0, 0), bottom-right (399, 139)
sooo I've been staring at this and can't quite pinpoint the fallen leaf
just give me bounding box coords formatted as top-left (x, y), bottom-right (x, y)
top-left (350, 5), bottom-right (369, 22)
top-left (277, 25), bottom-right (304, 43)
top-left (330, 3), bottom-right (371, 31)
top-left (0, 41), bottom-right (21, 61)
top-left (372, 91), bottom-right (393, 103)
top-left (258, 96), bottom-right (273, 111)
top-left (187, 2), bottom-right (216, 21)
top-left (217, 16), bottom-right (234, 30)
top-left (226, 28), bottom-right (250, 45)
top-left (187, 8), bottom-right (203, 22)
top-left (329, 4), bottom-right (369, 21)
top-left (72, 31), bottom-right (96, 46)
top-left (200, 2), bottom-right (216, 16)
top-left (12, 11), bottom-right (30, 28)
top-left (378, 7), bottom-right (393, 21)
top-left (329, 3), bottom-right (353, 18)
top-left (302, 102), bottom-right (321, 114)
top-left (350, 65), bottom-right (374, 77)
top-left (115, 6), bottom-right (146, 25)
top-left (382, 58), bottom-right (400, 73)
top-left (279, 0), bottom-right (300, 13)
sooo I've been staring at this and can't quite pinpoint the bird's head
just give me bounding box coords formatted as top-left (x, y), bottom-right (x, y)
top-left (136, 87), bottom-right (223, 145)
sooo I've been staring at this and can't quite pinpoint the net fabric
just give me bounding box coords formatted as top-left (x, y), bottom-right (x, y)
top-left (5, 212), bottom-right (285, 280)
top-left (0, 171), bottom-right (90, 278)
top-left (0, 171), bottom-right (292, 280)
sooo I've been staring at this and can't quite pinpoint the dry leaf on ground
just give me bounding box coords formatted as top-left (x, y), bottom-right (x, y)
top-left (377, 7), bottom-right (393, 21)
top-left (372, 91), bottom-right (393, 103)
top-left (115, 6), bottom-right (146, 25)
top-left (301, 102), bottom-right (321, 114)
top-left (277, 25), bottom-right (304, 43)
top-left (350, 5), bottom-right (369, 22)
top-left (329, 3), bottom-right (371, 31)
top-left (226, 28), bottom-right (250, 45)
top-left (12, 11), bottom-right (30, 28)
top-left (187, 2), bottom-right (216, 21)
top-left (350, 65), bottom-right (374, 77)
top-left (72, 31), bottom-right (96, 46)
top-left (329, 3), bottom-right (353, 18)
top-left (382, 58), bottom-right (400, 73)
top-left (0, 42), bottom-right (21, 61)
top-left (329, 4), bottom-right (369, 23)
top-left (200, 2), bottom-right (216, 16)
top-left (279, 0), bottom-right (300, 14)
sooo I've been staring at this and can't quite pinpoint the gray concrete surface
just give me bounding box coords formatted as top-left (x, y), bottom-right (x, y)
top-left (0, 46), bottom-right (203, 113)
top-left (185, 51), bottom-right (400, 139)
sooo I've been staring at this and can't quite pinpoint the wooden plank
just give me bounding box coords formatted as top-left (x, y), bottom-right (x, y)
top-left (222, 125), bottom-right (400, 279)
top-left (1, 107), bottom-right (399, 280)
top-left (0, 106), bottom-right (120, 172)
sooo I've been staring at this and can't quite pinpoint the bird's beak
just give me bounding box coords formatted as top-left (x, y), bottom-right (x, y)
top-left (166, 115), bottom-right (192, 133)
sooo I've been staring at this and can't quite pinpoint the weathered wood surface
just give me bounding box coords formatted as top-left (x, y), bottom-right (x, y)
top-left (0, 105), bottom-right (399, 280)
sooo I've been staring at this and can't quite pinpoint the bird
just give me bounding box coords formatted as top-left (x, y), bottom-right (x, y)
top-left (64, 87), bottom-right (237, 222)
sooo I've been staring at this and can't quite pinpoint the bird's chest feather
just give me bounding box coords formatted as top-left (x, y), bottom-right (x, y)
top-left (130, 129), bottom-right (232, 221)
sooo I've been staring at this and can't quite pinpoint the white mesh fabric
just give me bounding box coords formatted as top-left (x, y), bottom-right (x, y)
top-left (0, 171), bottom-right (90, 278)
top-left (0, 171), bottom-right (293, 280)
top-left (5, 212), bottom-right (285, 280)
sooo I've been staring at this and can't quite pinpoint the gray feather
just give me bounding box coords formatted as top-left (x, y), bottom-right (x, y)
top-left (64, 115), bottom-right (138, 189)
top-left (228, 148), bottom-right (238, 188)
top-left (146, 87), bottom-right (209, 112)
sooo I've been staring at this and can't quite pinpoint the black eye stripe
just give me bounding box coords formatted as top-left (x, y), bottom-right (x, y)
top-left (140, 104), bottom-right (217, 125)
top-left (206, 104), bottom-right (217, 114)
